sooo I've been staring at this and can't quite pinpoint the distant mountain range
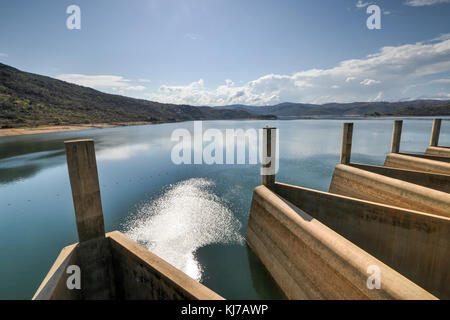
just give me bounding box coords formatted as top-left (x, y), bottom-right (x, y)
top-left (0, 63), bottom-right (274, 128)
top-left (1, 62), bottom-right (448, 129)
top-left (217, 100), bottom-right (450, 118)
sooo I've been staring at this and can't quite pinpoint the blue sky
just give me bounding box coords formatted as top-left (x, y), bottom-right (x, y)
top-left (0, 0), bottom-right (449, 105)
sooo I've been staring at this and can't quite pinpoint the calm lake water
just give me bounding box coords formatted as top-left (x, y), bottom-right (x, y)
top-left (0, 118), bottom-right (449, 299)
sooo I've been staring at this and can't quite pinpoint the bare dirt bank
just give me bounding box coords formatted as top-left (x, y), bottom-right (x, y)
top-left (0, 122), bottom-right (153, 137)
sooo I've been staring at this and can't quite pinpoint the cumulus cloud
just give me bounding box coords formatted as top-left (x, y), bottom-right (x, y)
top-left (148, 36), bottom-right (450, 105)
top-left (404, 0), bottom-right (450, 6)
top-left (56, 74), bottom-right (146, 92)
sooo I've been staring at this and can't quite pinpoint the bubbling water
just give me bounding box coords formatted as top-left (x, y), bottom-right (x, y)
top-left (124, 178), bottom-right (244, 281)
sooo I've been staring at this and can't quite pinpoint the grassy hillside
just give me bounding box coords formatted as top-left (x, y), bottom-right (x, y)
top-left (218, 100), bottom-right (450, 117)
top-left (373, 102), bottom-right (450, 116)
top-left (0, 63), bottom-right (274, 128)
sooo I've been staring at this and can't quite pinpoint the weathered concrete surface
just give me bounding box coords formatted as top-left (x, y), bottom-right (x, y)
top-left (426, 146), bottom-right (450, 158)
top-left (275, 182), bottom-right (450, 299)
top-left (65, 139), bottom-right (105, 242)
top-left (430, 119), bottom-right (442, 147)
top-left (329, 164), bottom-right (450, 218)
top-left (350, 163), bottom-right (450, 193)
top-left (108, 231), bottom-right (223, 300)
top-left (262, 127), bottom-right (276, 188)
top-left (75, 237), bottom-right (116, 299)
top-left (33, 232), bottom-right (223, 300)
top-left (400, 152), bottom-right (450, 163)
top-left (390, 120), bottom-right (403, 154)
top-left (384, 153), bottom-right (450, 175)
top-left (246, 185), bottom-right (436, 300)
top-left (340, 123), bottom-right (353, 164)
top-left (33, 244), bottom-right (81, 300)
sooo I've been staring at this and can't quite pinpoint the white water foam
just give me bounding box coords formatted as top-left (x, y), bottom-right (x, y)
top-left (124, 178), bottom-right (244, 281)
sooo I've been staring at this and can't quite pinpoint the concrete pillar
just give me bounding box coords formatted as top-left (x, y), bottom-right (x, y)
top-left (430, 119), bottom-right (442, 147)
top-left (262, 127), bottom-right (277, 188)
top-left (390, 120), bottom-right (403, 153)
top-left (64, 139), bottom-right (105, 242)
top-left (340, 123), bottom-right (353, 164)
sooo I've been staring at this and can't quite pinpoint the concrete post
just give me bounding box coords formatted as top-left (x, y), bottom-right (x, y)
top-left (64, 139), bottom-right (105, 242)
top-left (390, 120), bottom-right (403, 153)
top-left (430, 119), bottom-right (442, 147)
top-left (340, 123), bottom-right (353, 165)
top-left (262, 127), bottom-right (277, 188)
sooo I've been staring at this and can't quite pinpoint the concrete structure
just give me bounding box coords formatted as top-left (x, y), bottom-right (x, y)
top-left (247, 185), bottom-right (439, 299)
top-left (426, 119), bottom-right (450, 158)
top-left (384, 153), bottom-right (450, 175)
top-left (349, 163), bottom-right (450, 193)
top-left (246, 124), bottom-right (450, 300)
top-left (390, 120), bottom-right (403, 154)
top-left (430, 119), bottom-right (441, 147)
top-left (33, 139), bottom-right (223, 300)
top-left (329, 164), bottom-right (450, 218)
top-left (329, 123), bottom-right (450, 215)
top-left (262, 127), bottom-right (277, 189)
top-left (382, 119), bottom-right (450, 174)
top-left (340, 123), bottom-right (353, 164)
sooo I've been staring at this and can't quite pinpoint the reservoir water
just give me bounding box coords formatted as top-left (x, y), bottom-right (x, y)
top-left (0, 118), bottom-right (449, 299)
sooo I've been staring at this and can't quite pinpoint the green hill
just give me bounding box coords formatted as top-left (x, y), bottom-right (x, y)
top-left (0, 63), bottom-right (274, 128)
top-left (374, 102), bottom-right (450, 116)
top-left (218, 100), bottom-right (450, 118)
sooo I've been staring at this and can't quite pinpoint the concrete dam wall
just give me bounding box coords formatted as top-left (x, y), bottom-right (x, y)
top-left (34, 231), bottom-right (222, 300)
top-left (329, 164), bottom-right (450, 218)
top-left (246, 122), bottom-right (449, 300)
top-left (34, 139), bottom-right (223, 300)
top-left (246, 185), bottom-right (436, 299)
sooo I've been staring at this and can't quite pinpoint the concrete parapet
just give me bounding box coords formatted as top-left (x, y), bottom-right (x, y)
top-left (33, 232), bottom-right (224, 300)
top-left (108, 231), bottom-right (223, 300)
top-left (400, 152), bottom-right (450, 163)
top-left (384, 153), bottom-right (450, 175)
top-left (426, 146), bottom-right (450, 158)
top-left (274, 182), bottom-right (450, 299)
top-left (32, 244), bottom-right (80, 300)
top-left (246, 185), bottom-right (436, 300)
top-left (34, 138), bottom-right (224, 300)
top-left (329, 164), bottom-right (450, 218)
top-left (350, 163), bottom-right (450, 193)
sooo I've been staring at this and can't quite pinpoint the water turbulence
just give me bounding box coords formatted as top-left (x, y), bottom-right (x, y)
top-left (124, 178), bottom-right (244, 281)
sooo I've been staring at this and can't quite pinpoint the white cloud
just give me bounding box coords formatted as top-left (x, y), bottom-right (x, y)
top-left (370, 91), bottom-right (384, 102)
top-left (125, 85), bottom-right (146, 91)
top-left (56, 74), bottom-right (146, 92)
top-left (430, 33), bottom-right (450, 42)
top-left (185, 33), bottom-right (201, 40)
top-left (360, 79), bottom-right (381, 86)
top-left (0, 52), bottom-right (8, 58)
top-left (138, 78), bottom-right (151, 83)
top-left (356, 1), bottom-right (371, 8)
top-left (404, 0), bottom-right (450, 6)
top-left (148, 36), bottom-right (450, 105)
top-left (431, 79), bottom-right (450, 84)
top-left (97, 144), bottom-right (149, 160)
